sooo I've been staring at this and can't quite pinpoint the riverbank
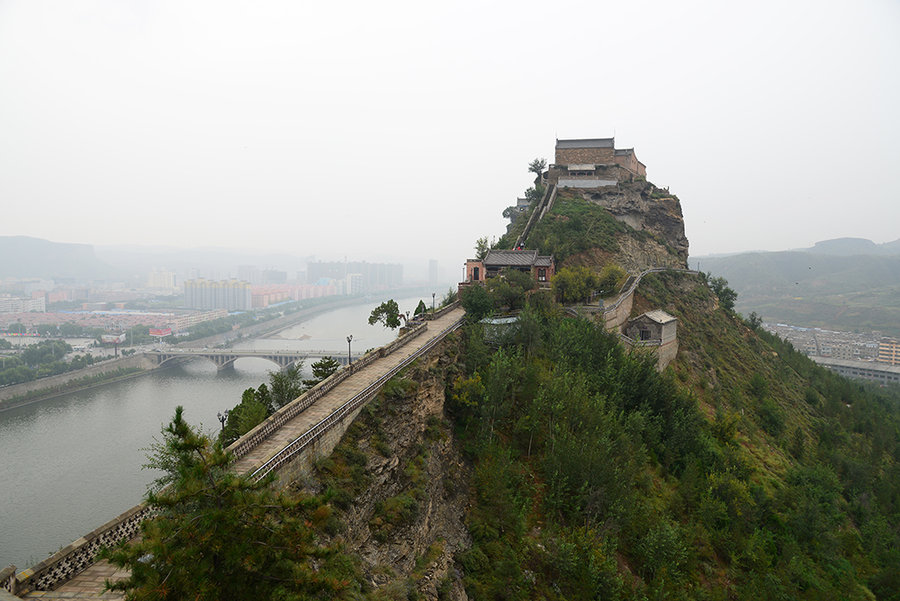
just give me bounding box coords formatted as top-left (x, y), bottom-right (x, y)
top-left (182, 287), bottom-right (437, 349)
top-left (0, 354), bottom-right (158, 412)
top-left (0, 290), bottom-right (438, 412)
top-left (0, 294), bottom-right (435, 571)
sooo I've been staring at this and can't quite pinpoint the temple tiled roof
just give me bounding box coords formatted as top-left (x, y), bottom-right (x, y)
top-left (556, 137), bottom-right (615, 149)
top-left (483, 249), bottom-right (538, 267)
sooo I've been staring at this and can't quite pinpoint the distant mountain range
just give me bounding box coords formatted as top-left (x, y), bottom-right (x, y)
top-left (691, 237), bottom-right (900, 335)
top-left (0, 236), bottom-right (115, 281)
top-left (805, 237), bottom-right (900, 256)
top-left (0, 236), bottom-right (311, 283)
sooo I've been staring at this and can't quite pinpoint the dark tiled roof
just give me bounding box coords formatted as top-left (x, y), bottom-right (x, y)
top-left (534, 256), bottom-right (553, 267)
top-left (483, 249), bottom-right (538, 267)
top-left (556, 138), bottom-right (615, 149)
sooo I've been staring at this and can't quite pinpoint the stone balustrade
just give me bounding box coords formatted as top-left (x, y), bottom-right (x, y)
top-left (1, 566), bottom-right (16, 595)
top-left (11, 505), bottom-right (154, 595)
top-left (250, 316), bottom-right (464, 480)
top-left (228, 321), bottom-right (428, 460)
top-left (425, 300), bottom-right (461, 321)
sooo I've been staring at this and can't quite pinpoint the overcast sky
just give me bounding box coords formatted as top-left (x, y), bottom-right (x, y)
top-left (1, 0), bottom-right (898, 276)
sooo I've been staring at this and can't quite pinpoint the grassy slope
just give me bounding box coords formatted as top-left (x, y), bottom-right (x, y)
top-left (497, 191), bottom-right (682, 270)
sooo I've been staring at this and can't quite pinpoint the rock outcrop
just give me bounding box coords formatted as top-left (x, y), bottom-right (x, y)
top-left (585, 181), bottom-right (689, 264)
top-left (295, 337), bottom-right (470, 601)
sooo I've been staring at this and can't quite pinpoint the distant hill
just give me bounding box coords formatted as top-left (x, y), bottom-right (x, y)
top-left (807, 237), bottom-right (900, 256)
top-left (692, 237), bottom-right (900, 334)
top-left (0, 236), bottom-right (115, 281)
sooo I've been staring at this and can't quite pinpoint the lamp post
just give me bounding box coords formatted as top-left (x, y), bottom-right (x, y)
top-left (217, 409), bottom-right (229, 431)
top-left (346, 334), bottom-right (353, 366)
top-left (432, 292), bottom-right (436, 315)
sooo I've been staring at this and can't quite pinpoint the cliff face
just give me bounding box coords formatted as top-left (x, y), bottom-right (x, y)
top-left (296, 337), bottom-right (471, 601)
top-left (584, 181), bottom-right (689, 264)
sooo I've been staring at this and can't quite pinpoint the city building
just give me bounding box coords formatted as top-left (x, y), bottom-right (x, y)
top-left (251, 285), bottom-right (292, 308)
top-left (183, 279), bottom-right (252, 311)
top-left (764, 322), bottom-right (882, 362)
top-left (428, 259), bottom-right (439, 286)
top-left (0, 295), bottom-right (46, 313)
top-left (346, 273), bottom-right (363, 296)
top-left (237, 265), bottom-right (262, 285)
top-left (169, 309), bottom-right (228, 333)
top-left (306, 261), bottom-right (402, 292)
top-left (147, 269), bottom-right (177, 290)
top-left (879, 339), bottom-right (900, 366)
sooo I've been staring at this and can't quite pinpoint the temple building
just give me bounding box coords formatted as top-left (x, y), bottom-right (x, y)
top-left (546, 137), bottom-right (646, 188)
top-left (464, 249), bottom-right (555, 286)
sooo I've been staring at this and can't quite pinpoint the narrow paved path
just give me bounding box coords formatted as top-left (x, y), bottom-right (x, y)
top-left (22, 562), bottom-right (126, 599)
top-left (27, 307), bottom-right (464, 599)
top-left (232, 307), bottom-right (463, 476)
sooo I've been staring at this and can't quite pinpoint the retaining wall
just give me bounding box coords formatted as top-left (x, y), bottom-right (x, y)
top-left (0, 354), bottom-right (157, 408)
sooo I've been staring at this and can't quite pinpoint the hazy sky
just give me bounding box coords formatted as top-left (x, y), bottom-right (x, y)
top-left (1, 0), bottom-right (898, 275)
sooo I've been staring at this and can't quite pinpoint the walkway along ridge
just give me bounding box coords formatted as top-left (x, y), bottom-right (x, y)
top-left (5, 304), bottom-right (465, 598)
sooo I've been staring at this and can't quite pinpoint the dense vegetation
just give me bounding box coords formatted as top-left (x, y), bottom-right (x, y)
top-left (103, 202), bottom-right (900, 599)
top-left (107, 273), bottom-right (900, 600)
top-left (497, 194), bottom-right (626, 261)
top-left (449, 274), bottom-right (900, 599)
top-left (0, 339), bottom-right (95, 386)
top-left (103, 407), bottom-right (357, 600)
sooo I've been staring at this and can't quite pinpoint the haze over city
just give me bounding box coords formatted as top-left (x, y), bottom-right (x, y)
top-left (1, 0), bottom-right (898, 267)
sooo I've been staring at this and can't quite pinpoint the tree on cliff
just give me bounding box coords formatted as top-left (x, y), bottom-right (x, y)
top-left (220, 387), bottom-right (270, 446)
top-left (708, 275), bottom-right (738, 312)
top-left (303, 356), bottom-right (341, 388)
top-left (102, 407), bottom-right (352, 600)
top-left (474, 236), bottom-right (490, 261)
top-left (368, 299), bottom-right (402, 330)
top-left (528, 157), bottom-right (547, 182)
top-left (268, 364), bottom-right (305, 409)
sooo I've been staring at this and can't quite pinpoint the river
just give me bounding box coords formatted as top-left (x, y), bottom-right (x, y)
top-left (0, 295), bottom-right (428, 570)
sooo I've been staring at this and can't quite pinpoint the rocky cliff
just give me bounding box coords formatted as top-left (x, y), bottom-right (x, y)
top-left (293, 335), bottom-right (470, 601)
top-left (584, 181), bottom-right (689, 264)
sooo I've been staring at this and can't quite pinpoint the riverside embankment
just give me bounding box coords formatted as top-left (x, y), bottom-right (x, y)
top-left (0, 289), bottom-right (435, 411)
top-left (0, 295), bottom-right (431, 571)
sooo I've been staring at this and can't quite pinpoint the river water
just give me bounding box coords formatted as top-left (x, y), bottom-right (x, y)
top-left (0, 296), bottom-right (427, 570)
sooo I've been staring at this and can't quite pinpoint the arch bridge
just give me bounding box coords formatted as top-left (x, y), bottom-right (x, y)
top-left (149, 349), bottom-right (361, 371)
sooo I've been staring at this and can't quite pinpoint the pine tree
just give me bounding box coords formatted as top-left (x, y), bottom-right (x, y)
top-left (102, 407), bottom-right (352, 600)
